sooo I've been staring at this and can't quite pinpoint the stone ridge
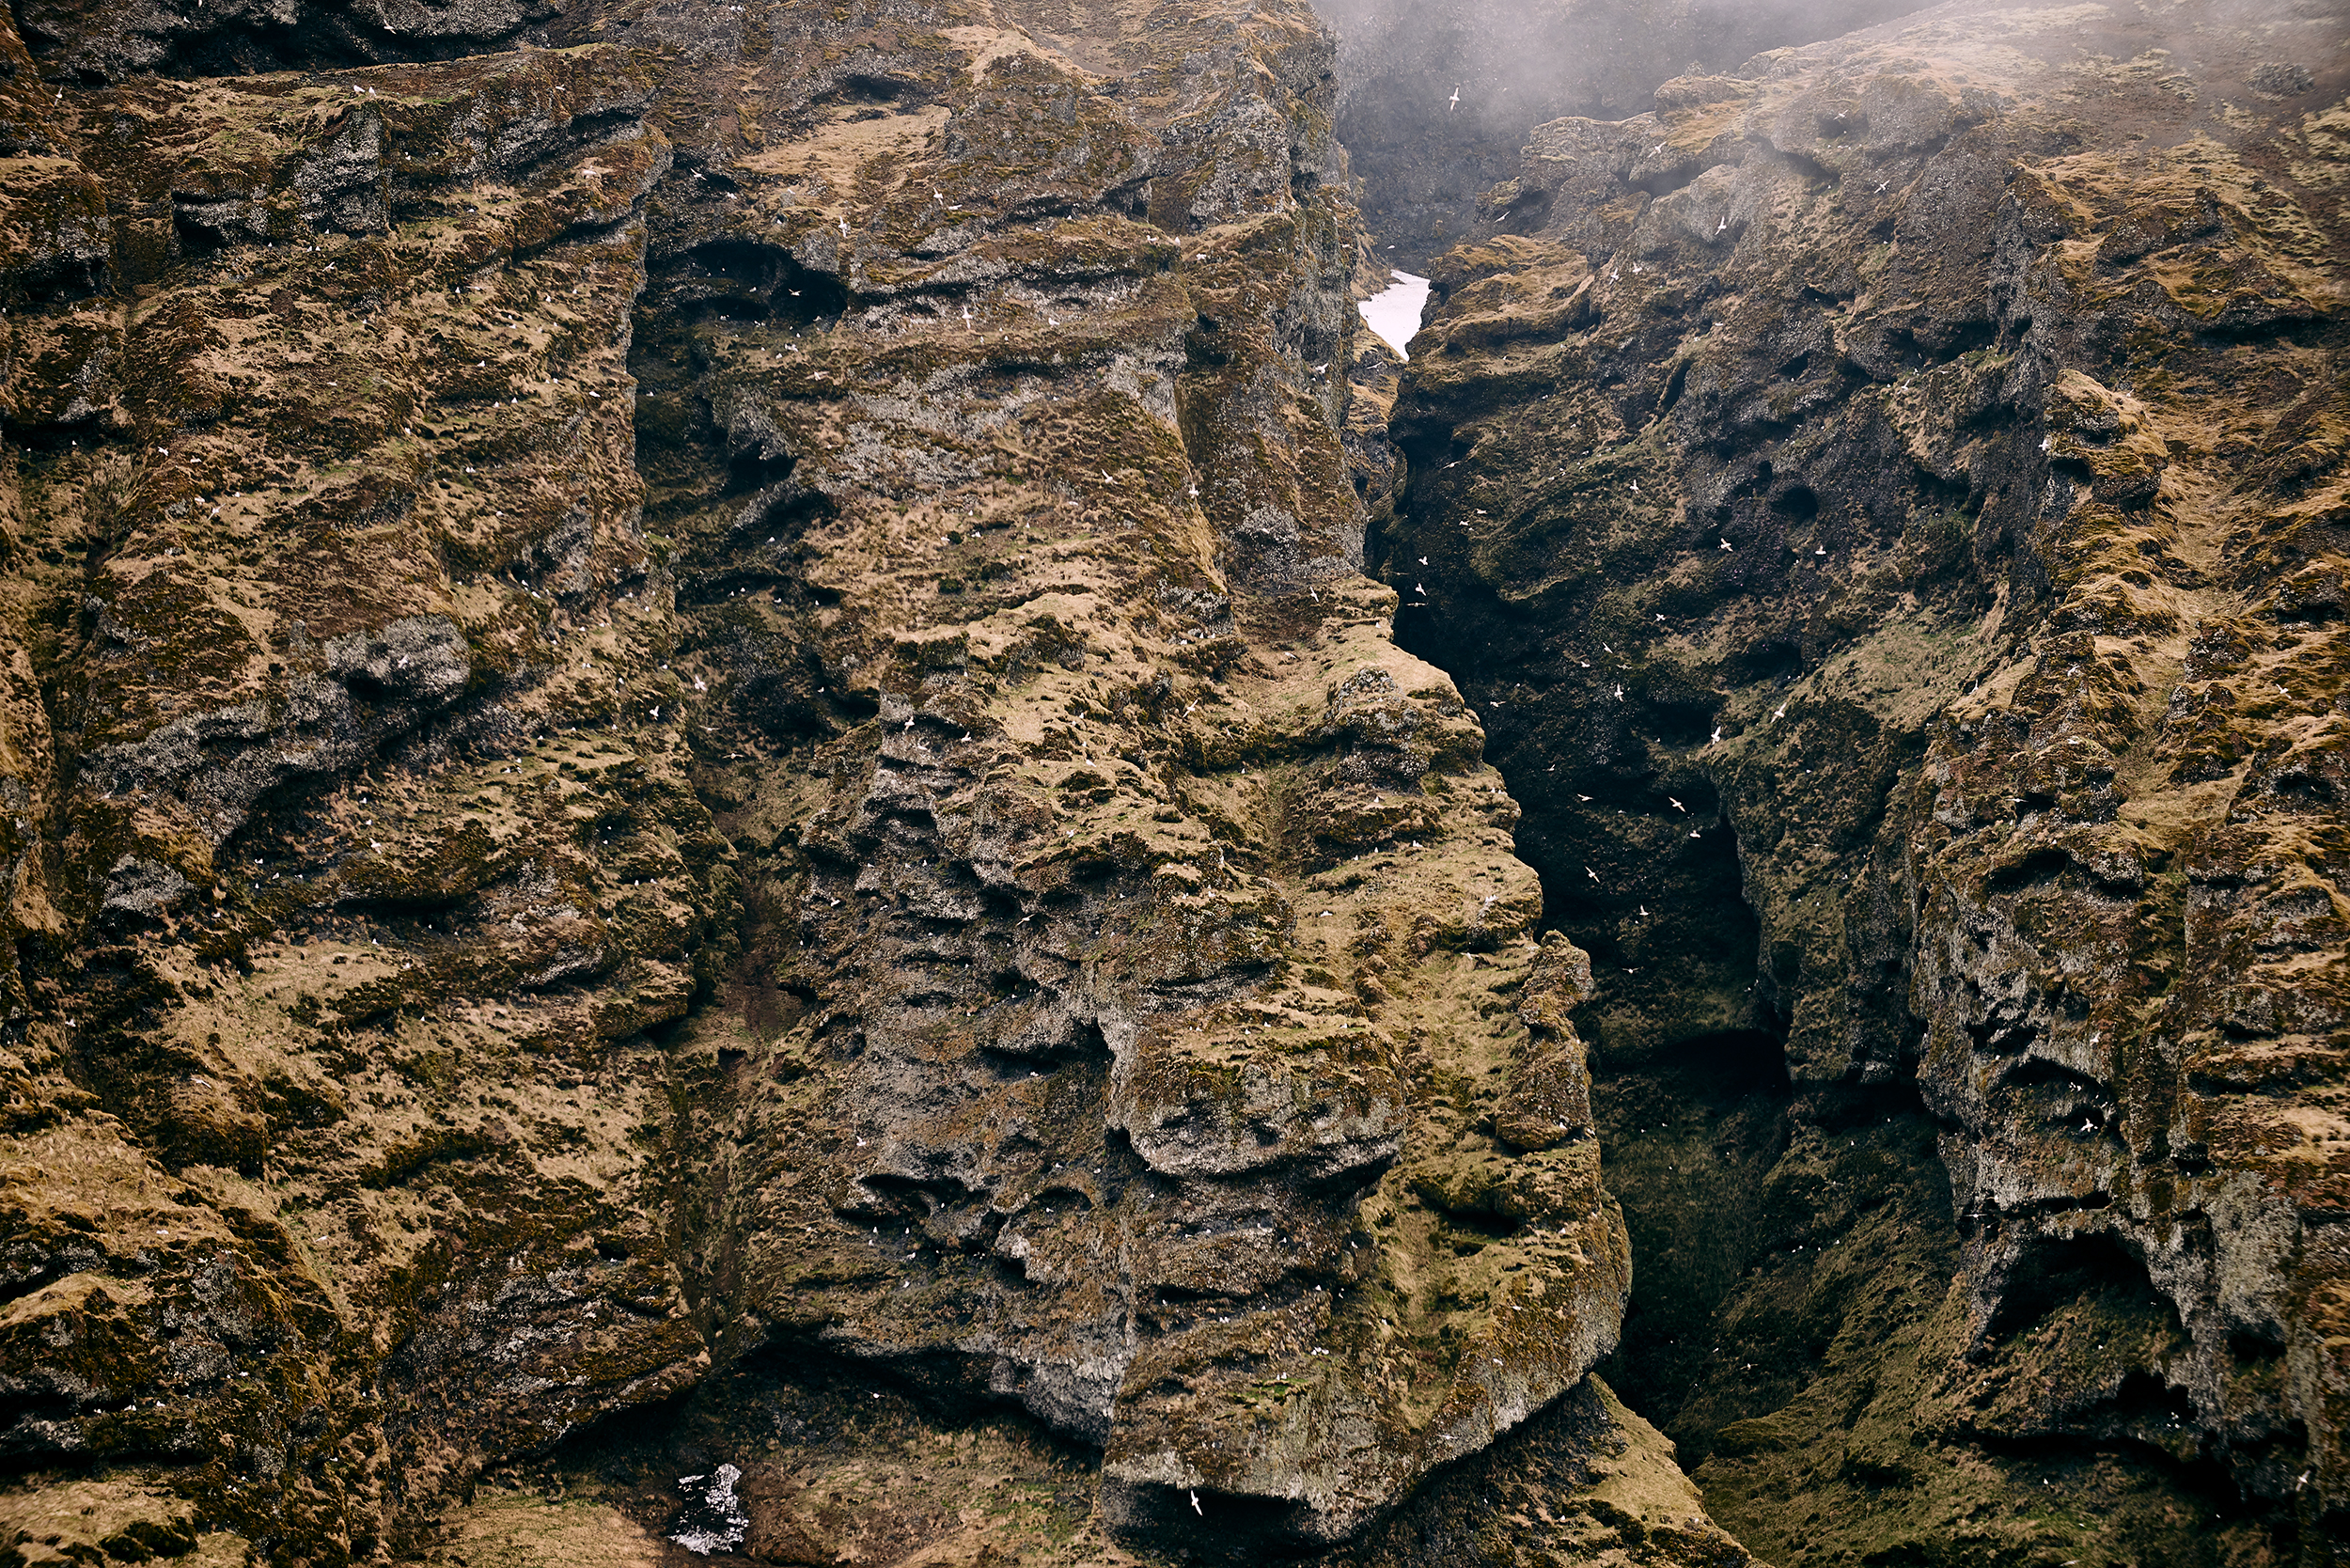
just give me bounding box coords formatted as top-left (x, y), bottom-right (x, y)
top-left (1381, 0), bottom-right (2349, 1559)
top-left (0, 1), bottom-right (1751, 1565)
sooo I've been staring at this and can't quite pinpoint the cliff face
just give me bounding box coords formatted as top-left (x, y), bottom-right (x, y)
top-left (6, 0), bottom-right (2347, 1562)
top-left (0, 1), bottom-right (1762, 1565)
top-left (1376, 0), bottom-right (2350, 1559)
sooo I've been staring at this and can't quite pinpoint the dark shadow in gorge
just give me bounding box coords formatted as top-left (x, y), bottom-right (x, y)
top-left (1584, 1028), bottom-right (1790, 1429)
top-left (1372, 511), bottom-right (1813, 1451)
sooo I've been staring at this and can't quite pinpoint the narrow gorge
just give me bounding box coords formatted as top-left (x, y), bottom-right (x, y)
top-left (0, 2), bottom-right (2343, 1566)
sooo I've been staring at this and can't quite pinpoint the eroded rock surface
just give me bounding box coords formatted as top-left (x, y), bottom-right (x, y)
top-left (1379, 0), bottom-right (2350, 1559)
top-left (0, 0), bottom-right (1734, 1563)
top-left (8, 0), bottom-right (2347, 1560)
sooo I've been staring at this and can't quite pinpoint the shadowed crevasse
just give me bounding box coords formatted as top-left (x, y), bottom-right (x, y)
top-left (1363, 0), bottom-right (2350, 1560)
top-left (0, 0), bottom-right (2345, 1564)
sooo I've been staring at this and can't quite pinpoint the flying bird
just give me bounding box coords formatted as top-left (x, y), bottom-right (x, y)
top-left (1668, 797), bottom-right (1685, 812)
top-left (1719, 538), bottom-right (1733, 550)
top-left (1448, 86), bottom-right (1461, 112)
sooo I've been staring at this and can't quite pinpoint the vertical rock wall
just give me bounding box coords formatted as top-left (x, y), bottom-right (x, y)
top-left (1375, 1), bottom-right (2350, 1560)
top-left (0, 1), bottom-right (1752, 1565)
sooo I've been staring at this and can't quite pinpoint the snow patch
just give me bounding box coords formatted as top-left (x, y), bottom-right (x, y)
top-left (1358, 271), bottom-right (1432, 358)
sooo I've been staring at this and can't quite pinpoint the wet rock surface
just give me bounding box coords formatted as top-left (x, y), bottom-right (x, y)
top-left (1373, 0), bottom-right (2350, 1560)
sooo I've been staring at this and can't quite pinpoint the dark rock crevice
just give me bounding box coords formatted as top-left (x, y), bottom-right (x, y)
top-left (1349, 0), bottom-right (2350, 1560)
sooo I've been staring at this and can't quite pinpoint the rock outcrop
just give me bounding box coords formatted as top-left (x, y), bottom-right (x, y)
top-left (0, 0), bottom-right (1759, 1564)
top-left (1378, 0), bottom-right (2350, 1559)
top-left (5, 0), bottom-right (2346, 1560)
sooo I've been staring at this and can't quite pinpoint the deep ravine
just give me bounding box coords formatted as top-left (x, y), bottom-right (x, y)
top-left (1361, 1), bottom-right (2350, 1561)
top-left (0, 0), bottom-right (2344, 1566)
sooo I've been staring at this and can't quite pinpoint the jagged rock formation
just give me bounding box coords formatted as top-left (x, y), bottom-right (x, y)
top-left (7, 0), bottom-right (2345, 1560)
top-left (0, 0), bottom-right (1765, 1564)
top-left (1376, 0), bottom-right (2350, 1560)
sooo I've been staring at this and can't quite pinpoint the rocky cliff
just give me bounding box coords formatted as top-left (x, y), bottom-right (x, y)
top-left (1375, 0), bottom-right (2350, 1560)
top-left (1313, 0), bottom-right (1941, 274)
top-left (2, 0), bottom-right (2345, 1563)
top-left (0, 0), bottom-right (1761, 1564)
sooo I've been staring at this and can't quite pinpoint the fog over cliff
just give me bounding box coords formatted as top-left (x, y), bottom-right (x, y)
top-left (1310, 0), bottom-right (1944, 268)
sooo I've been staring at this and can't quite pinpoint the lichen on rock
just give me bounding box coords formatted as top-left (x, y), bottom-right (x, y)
top-left (0, 0), bottom-right (1692, 1563)
top-left (1375, 0), bottom-right (2350, 1559)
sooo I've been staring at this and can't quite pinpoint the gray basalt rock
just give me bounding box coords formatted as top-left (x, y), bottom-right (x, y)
top-left (98, 855), bottom-right (191, 923)
top-left (79, 616), bottom-right (470, 843)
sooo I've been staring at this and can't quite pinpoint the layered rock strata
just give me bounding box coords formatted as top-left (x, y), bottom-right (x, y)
top-left (0, 0), bottom-right (1745, 1563)
top-left (1379, 0), bottom-right (2350, 1558)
